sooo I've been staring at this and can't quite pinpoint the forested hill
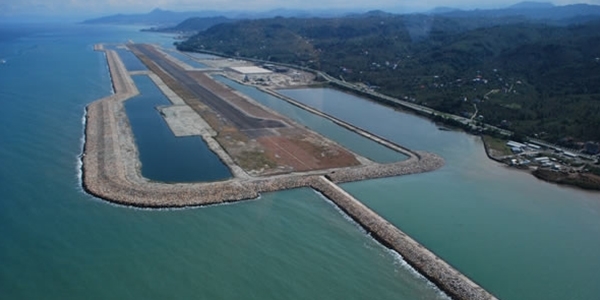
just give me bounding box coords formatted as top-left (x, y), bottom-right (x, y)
top-left (438, 3), bottom-right (600, 22)
top-left (177, 13), bottom-right (600, 144)
top-left (143, 16), bottom-right (235, 32)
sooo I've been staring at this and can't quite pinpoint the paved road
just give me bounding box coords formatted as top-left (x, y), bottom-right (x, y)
top-left (131, 44), bottom-right (285, 131)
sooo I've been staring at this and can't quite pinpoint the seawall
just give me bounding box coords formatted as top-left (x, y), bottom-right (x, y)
top-left (311, 176), bottom-right (497, 300)
top-left (81, 44), bottom-right (500, 299)
top-left (83, 44), bottom-right (445, 207)
top-left (259, 87), bottom-right (420, 160)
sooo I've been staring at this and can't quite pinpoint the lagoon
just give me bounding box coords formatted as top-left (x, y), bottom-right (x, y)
top-left (0, 24), bottom-right (446, 300)
top-left (279, 87), bottom-right (600, 300)
top-left (124, 75), bottom-right (231, 182)
top-left (2, 23), bottom-right (599, 300)
top-left (213, 76), bottom-right (408, 163)
top-left (164, 49), bottom-right (209, 69)
top-left (114, 48), bottom-right (147, 71)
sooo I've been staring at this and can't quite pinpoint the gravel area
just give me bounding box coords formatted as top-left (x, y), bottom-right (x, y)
top-left (82, 45), bottom-right (498, 300)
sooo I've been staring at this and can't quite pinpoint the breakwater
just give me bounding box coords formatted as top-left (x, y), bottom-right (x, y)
top-left (82, 44), bottom-right (497, 300)
top-left (312, 176), bottom-right (497, 300)
top-left (83, 44), bottom-right (445, 207)
top-left (259, 87), bottom-right (420, 160)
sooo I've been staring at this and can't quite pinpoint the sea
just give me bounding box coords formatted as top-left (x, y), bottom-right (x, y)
top-left (0, 23), bottom-right (599, 300)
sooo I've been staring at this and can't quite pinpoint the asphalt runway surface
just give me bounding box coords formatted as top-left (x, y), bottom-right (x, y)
top-left (131, 44), bottom-right (285, 131)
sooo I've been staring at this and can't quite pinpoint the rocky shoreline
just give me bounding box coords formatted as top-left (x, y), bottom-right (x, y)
top-left (313, 176), bottom-right (497, 300)
top-left (481, 136), bottom-right (600, 192)
top-left (83, 45), bottom-right (447, 208)
top-left (81, 44), bottom-right (499, 300)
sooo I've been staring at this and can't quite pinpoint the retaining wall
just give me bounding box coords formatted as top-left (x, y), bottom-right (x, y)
top-left (81, 44), bottom-right (500, 299)
top-left (312, 176), bottom-right (498, 300)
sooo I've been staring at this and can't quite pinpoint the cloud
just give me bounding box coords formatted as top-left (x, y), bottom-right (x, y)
top-left (3, 0), bottom-right (600, 17)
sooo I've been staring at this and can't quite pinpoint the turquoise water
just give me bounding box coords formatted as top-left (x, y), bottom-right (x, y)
top-left (124, 75), bottom-right (231, 182)
top-left (213, 76), bottom-right (408, 163)
top-left (0, 24), bottom-right (447, 300)
top-left (115, 48), bottom-right (147, 71)
top-left (278, 87), bottom-right (600, 300)
top-left (3, 23), bottom-right (599, 300)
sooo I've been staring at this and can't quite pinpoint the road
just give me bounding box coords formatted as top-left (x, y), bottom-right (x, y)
top-left (130, 44), bottom-right (285, 131)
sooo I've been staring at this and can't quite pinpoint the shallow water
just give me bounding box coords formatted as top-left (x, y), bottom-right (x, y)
top-left (213, 76), bottom-right (408, 163)
top-left (278, 87), bottom-right (600, 300)
top-left (0, 23), bottom-right (448, 300)
top-left (124, 75), bottom-right (231, 182)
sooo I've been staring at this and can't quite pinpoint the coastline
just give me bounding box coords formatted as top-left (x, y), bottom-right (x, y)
top-left (82, 44), bottom-right (446, 208)
top-left (80, 44), bottom-right (499, 300)
top-left (481, 136), bottom-right (600, 192)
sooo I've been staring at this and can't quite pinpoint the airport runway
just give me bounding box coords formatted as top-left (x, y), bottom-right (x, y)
top-left (130, 44), bottom-right (285, 131)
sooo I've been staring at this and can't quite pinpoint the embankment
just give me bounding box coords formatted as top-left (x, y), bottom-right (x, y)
top-left (260, 87), bottom-right (419, 160)
top-left (81, 44), bottom-right (499, 300)
top-left (83, 44), bottom-right (445, 208)
top-left (312, 176), bottom-right (498, 300)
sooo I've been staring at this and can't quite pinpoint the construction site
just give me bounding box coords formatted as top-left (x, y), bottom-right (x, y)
top-left (81, 43), bottom-right (497, 300)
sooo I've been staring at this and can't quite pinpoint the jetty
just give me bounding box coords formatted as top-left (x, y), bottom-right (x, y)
top-left (82, 44), bottom-right (497, 300)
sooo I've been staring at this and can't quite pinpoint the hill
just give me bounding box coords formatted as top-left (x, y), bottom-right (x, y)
top-left (437, 3), bottom-right (600, 23)
top-left (143, 16), bottom-right (235, 33)
top-left (82, 8), bottom-right (358, 26)
top-left (81, 8), bottom-right (220, 26)
top-left (177, 9), bottom-right (600, 144)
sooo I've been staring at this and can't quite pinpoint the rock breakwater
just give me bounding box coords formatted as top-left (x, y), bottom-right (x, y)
top-left (80, 44), bottom-right (499, 300)
top-left (83, 44), bottom-right (446, 208)
top-left (311, 176), bottom-right (498, 300)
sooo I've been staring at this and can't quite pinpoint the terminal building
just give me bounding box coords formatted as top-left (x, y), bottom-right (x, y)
top-left (227, 66), bottom-right (272, 75)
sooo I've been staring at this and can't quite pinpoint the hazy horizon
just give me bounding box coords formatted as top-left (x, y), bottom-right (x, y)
top-left (2, 0), bottom-right (600, 22)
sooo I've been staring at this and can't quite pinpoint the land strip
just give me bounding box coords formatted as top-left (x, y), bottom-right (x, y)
top-left (82, 44), bottom-right (497, 300)
top-left (83, 43), bottom-right (444, 205)
top-left (312, 176), bottom-right (497, 300)
top-left (129, 44), bottom-right (361, 175)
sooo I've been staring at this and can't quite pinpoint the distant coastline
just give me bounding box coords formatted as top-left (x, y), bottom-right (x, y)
top-left (481, 136), bottom-right (600, 192)
top-left (82, 44), bottom-right (445, 207)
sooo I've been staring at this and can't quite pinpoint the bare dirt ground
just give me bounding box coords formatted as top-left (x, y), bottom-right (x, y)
top-left (131, 44), bottom-right (360, 176)
top-left (191, 56), bottom-right (316, 88)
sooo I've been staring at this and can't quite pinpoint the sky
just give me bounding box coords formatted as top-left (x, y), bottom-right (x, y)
top-left (1, 0), bottom-right (599, 20)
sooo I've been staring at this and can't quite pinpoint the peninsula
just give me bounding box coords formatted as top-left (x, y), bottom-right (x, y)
top-left (82, 43), bottom-right (497, 300)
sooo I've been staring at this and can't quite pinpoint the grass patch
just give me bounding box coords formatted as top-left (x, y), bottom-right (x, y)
top-left (482, 135), bottom-right (513, 156)
top-left (237, 150), bottom-right (276, 171)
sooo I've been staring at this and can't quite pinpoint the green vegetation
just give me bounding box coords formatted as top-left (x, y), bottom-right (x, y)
top-left (482, 135), bottom-right (513, 157)
top-left (177, 14), bottom-right (600, 145)
top-left (237, 150), bottom-right (276, 171)
top-left (147, 16), bottom-right (234, 32)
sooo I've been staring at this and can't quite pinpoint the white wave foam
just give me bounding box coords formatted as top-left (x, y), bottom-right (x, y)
top-left (313, 189), bottom-right (451, 299)
top-left (384, 247), bottom-right (452, 299)
top-left (75, 107), bottom-right (87, 192)
top-left (102, 52), bottom-right (115, 95)
top-left (313, 189), bottom-right (368, 235)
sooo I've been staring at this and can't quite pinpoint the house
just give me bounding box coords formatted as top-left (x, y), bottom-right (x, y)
top-left (507, 141), bottom-right (527, 150)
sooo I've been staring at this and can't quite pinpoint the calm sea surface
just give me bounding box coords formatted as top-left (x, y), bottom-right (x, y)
top-left (277, 88), bottom-right (600, 300)
top-left (1, 23), bottom-right (599, 300)
top-left (0, 24), bottom-right (447, 300)
top-left (124, 75), bottom-right (231, 182)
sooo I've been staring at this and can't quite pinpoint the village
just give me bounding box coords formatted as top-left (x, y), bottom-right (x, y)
top-left (484, 137), bottom-right (600, 190)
